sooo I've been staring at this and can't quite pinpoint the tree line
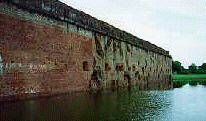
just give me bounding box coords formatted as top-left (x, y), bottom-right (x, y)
top-left (172, 61), bottom-right (206, 74)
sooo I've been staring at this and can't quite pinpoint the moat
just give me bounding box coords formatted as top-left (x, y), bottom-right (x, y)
top-left (1, 83), bottom-right (206, 121)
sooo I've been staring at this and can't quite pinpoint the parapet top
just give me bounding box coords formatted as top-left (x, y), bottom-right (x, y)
top-left (1, 0), bottom-right (171, 57)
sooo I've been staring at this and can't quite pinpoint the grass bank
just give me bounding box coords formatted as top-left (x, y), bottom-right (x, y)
top-left (172, 74), bottom-right (206, 82)
top-left (172, 74), bottom-right (206, 88)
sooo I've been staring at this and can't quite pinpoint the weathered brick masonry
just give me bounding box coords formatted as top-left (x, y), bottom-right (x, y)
top-left (0, 0), bottom-right (172, 101)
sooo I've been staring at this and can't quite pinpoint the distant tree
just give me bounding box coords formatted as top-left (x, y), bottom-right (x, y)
top-left (172, 61), bottom-right (184, 74)
top-left (188, 63), bottom-right (197, 73)
top-left (199, 63), bottom-right (206, 73)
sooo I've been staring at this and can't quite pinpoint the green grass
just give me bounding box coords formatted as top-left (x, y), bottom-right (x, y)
top-left (172, 74), bottom-right (206, 82)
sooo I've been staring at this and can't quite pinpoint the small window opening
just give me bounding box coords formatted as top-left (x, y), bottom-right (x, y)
top-left (83, 61), bottom-right (89, 71)
top-left (116, 64), bottom-right (124, 72)
top-left (120, 65), bottom-right (124, 71)
top-left (128, 66), bottom-right (131, 71)
top-left (116, 65), bottom-right (120, 72)
top-left (105, 63), bottom-right (111, 71)
top-left (145, 49), bottom-right (148, 54)
top-left (135, 71), bottom-right (139, 76)
top-left (132, 65), bottom-right (136, 72)
top-left (138, 75), bottom-right (141, 80)
top-left (142, 66), bottom-right (145, 72)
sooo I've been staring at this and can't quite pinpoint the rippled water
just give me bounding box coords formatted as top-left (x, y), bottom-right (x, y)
top-left (1, 84), bottom-right (206, 121)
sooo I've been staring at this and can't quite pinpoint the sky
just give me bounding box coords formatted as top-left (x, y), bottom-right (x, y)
top-left (60, 0), bottom-right (206, 69)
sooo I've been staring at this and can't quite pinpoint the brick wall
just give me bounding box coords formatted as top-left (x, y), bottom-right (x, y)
top-left (0, 1), bottom-right (172, 101)
top-left (0, 4), bottom-right (94, 100)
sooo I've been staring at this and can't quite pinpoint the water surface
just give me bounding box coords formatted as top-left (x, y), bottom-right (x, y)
top-left (1, 84), bottom-right (206, 121)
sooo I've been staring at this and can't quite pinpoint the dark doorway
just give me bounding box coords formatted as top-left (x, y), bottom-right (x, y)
top-left (83, 61), bottom-right (89, 71)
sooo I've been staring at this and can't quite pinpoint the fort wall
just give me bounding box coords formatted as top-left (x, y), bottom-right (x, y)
top-left (0, 0), bottom-right (172, 101)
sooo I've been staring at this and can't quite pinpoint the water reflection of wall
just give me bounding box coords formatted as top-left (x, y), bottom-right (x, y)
top-left (123, 91), bottom-right (173, 120)
top-left (70, 91), bottom-right (173, 120)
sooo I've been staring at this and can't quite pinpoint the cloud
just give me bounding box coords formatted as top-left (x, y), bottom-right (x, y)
top-left (145, 0), bottom-right (206, 17)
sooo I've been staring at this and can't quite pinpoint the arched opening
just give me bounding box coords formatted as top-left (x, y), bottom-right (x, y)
top-left (116, 65), bottom-right (120, 72)
top-left (116, 63), bottom-right (124, 72)
top-left (135, 71), bottom-right (139, 77)
top-left (138, 75), bottom-right (141, 80)
top-left (132, 65), bottom-right (136, 72)
top-left (149, 66), bottom-right (152, 72)
top-left (120, 65), bottom-right (124, 71)
top-left (105, 63), bottom-right (111, 72)
top-left (145, 49), bottom-right (148, 54)
top-left (128, 66), bottom-right (131, 71)
top-left (142, 66), bottom-right (145, 72)
top-left (83, 61), bottom-right (89, 71)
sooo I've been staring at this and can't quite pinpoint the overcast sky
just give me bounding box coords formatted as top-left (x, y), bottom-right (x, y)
top-left (60, 0), bottom-right (206, 69)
